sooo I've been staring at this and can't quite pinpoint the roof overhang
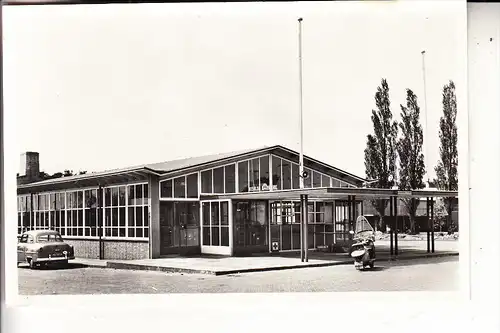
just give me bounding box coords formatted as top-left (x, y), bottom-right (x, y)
top-left (200, 187), bottom-right (459, 201)
top-left (17, 168), bottom-right (160, 194)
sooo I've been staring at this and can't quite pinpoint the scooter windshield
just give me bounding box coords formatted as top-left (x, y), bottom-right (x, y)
top-left (354, 215), bottom-right (374, 239)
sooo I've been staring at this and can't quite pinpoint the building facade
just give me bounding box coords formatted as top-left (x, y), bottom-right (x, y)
top-left (17, 145), bottom-right (367, 259)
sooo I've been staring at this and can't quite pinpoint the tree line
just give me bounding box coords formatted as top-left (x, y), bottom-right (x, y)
top-left (364, 78), bottom-right (458, 234)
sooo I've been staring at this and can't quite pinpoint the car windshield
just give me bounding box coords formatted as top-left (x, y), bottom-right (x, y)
top-left (37, 234), bottom-right (63, 242)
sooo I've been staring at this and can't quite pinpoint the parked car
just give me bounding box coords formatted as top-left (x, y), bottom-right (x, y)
top-left (17, 230), bottom-right (75, 269)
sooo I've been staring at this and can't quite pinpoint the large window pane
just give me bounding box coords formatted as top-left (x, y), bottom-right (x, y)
top-left (249, 158), bottom-right (260, 190)
top-left (332, 178), bottom-right (341, 187)
top-left (119, 187), bottom-right (126, 206)
top-left (292, 163), bottom-right (300, 189)
top-left (238, 161), bottom-right (249, 192)
top-left (282, 160), bottom-right (291, 190)
top-left (304, 168), bottom-right (312, 188)
top-left (322, 175), bottom-right (330, 187)
top-left (259, 156), bottom-right (270, 190)
top-left (312, 171), bottom-right (322, 188)
top-left (187, 173), bottom-right (199, 198)
top-left (111, 188), bottom-right (118, 206)
top-left (201, 170), bottom-right (212, 193)
top-left (202, 203), bottom-right (210, 226)
top-left (272, 156), bottom-right (282, 190)
top-left (224, 164), bottom-right (236, 193)
top-left (135, 185), bottom-right (143, 205)
top-left (221, 202), bottom-right (228, 225)
top-left (174, 177), bottom-right (186, 198)
top-left (160, 180), bottom-right (173, 198)
top-left (144, 184), bottom-right (149, 205)
top-left (136, 207), bottom-right (143, 227)
top-left (213, 167), bottom-right (224, 193)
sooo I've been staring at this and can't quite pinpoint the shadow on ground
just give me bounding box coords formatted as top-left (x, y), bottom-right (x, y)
top-left (18, 263), bottom-right (89, 270)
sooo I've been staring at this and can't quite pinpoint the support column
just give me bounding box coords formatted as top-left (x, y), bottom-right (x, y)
top-left (97, 185), bottom-right (103, 260)
top-left (300, 194), bottom-right (304, 262)
top-left (304, 194), bottom-right (309, 262)
top-left (389, 196), bottom-right (394, 256)
top-left (347, 196), bottom-right (352, 239)
top-left (426, 197), bottom-right (430, 253)
top-left (148, 175), bottom-right (160, 259)
top-left (431, 197), bottom-right (435, 253)
top-left (394, 196), bottom-right (398, 256)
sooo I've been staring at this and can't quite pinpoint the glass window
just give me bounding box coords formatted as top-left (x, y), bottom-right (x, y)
top-left (282, 160), bottom-right (291, 190)
top-left (224, 164), bottom-right (236, 193)
top-left (187, 173), bottom-right (199, 198)
top-left (272, 156), bottom-right (282, 190)
top-left (213, 167), bottom-right (224, 193)
top-left (119, 187), bottom-right (126, 206)
top-left (259, 156), bottom-right (270, 190)
top-left (202, 202), bottom-right (210, 246)
top-left (50, 194), bottom-right (56, 210)
top-left (144, 184), bottom-right (149, 205)
top-left (174, 177), bottom-right (186, 198)
top-left (304, 168), bottom-right (312, 188)
top-left (201, 170), bottom-right (212, 193)
top-left (133, 185), bottom-right (142, 205)
top-left (238, 161), bottom-right (249, 192)
top-left (249, 158), bottom-right (260, 190)
top-left (332, 178), bottom-right (341, 187)
top-left (221, 202), bottom-right (229, 225)
top-left (322, 175), bottom-right (330, 187)
top-left (313, 171), bottom-right (322, 188)
top-left (160, 180), bottom-right (173, 198)
top-left (111, 188), bottom-right (118, 207)
top-left (292, 163), bottom-right (300, 189)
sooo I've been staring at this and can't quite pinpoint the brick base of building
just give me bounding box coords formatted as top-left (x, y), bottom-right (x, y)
top-left (65, 238), bottom-right (149, 260)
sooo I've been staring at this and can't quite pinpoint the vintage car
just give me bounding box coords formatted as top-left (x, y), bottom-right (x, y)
top-left (17, 230), bottom-right (75, 269)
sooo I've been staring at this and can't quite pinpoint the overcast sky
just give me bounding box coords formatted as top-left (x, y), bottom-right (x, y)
top-left (3, 1), bottom-right (466, 179)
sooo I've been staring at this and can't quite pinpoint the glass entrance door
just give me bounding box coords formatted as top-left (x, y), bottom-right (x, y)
top-left (159, 201), bottom-right (200, 255)
top-left (270, 201), bottom-right (303, 251)
top-left (201, 200), bottom-right (232, 255)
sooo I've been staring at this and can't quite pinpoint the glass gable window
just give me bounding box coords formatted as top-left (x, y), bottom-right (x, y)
top-left (201, 170), bottom-right (212, 193)
top-left (249, 158), bottom-right (260, 191)
top-left (282, 159), bottom-right (292, 190)
top-left (272, 156), bottom-right (282, 190)
top-left (312, 171), bottom-right (322, 188)
top-left (238, 161), bottom-right (249, 192)
top-left (187, 173), bottom-right (198, 198)
top-left (213, 167), bottom-right (224, 193)
top-left (174, 177), bottom-right (186, 198)
top-left (224, 164), bottom-right (236, 193)
top-left (259, 156), bottom-right (270, 190)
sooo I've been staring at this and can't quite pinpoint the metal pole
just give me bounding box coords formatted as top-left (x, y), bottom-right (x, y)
top-left (304, 194), bottom-right (309, 262)
top-left (389, 197), bottom-right (394, 255)
top-left (298, 18), bottom-right (305, 190)
top-left (426, 197), bottom-right (430, 253)
top-left (98, 184), bottom-right (103, 260)
top-left (431, 197), bottom-right (435, 253)
top-left (394, 197), bottom-right (399, 256)
top-left (300, 195), bottom-right (304, 262)
top-left (421, 50), bottom-right (430, 188)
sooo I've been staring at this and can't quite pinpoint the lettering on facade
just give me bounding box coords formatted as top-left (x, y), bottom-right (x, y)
top-left (249, 183), bottom-right (279, 192)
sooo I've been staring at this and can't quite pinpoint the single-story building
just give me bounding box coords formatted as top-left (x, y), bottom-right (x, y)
top-left (16, 145), bottom-right (457, 260)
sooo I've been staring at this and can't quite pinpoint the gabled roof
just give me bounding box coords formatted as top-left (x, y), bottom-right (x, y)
top-left (17, 145), bottom-right (367, 191)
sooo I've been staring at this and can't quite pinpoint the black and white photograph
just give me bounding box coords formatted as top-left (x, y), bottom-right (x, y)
top-left (3, 0), bottom-right (469, 301)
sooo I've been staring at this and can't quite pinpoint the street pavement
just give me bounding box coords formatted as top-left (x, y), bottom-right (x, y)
top-left (18, 256), bottom-right (459, 295)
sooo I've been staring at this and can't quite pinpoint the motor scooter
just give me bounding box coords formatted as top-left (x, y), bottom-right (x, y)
top-left (349, 216), bottom-right (376, 270)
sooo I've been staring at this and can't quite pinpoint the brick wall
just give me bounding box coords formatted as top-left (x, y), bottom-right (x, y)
top-left (65, 238), bottom-right (149, 260)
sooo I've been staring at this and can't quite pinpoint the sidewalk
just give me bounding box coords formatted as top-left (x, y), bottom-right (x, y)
top-left (72, 240), bottom-right (459, 276)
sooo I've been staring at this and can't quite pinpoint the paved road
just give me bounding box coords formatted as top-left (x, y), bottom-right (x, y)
top-left (18, 256), bottom-right (459, 295)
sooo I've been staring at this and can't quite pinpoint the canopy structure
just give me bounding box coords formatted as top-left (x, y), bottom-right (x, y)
top-left (203, 187), bottom-right (458, 262)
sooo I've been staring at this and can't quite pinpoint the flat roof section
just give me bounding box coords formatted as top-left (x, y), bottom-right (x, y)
top-left (201, 187), bottom-right (459, 201)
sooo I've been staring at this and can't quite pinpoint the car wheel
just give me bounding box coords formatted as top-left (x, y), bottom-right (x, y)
top-left (28, 259), bottom-right (36, 270)
top-left (369, 262), bottom-right (374, 269)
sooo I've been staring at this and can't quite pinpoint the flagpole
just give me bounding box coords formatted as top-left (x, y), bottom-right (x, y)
top-left (298, 18), bottom-right (304, 190)
top-left (421, 50), bottom-right (430, 188)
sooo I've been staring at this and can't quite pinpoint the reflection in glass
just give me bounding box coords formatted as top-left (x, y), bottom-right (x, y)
top-left (304, 168), bottom-right (312, 188)
top-left (187, 173), bottom-right (198, 198)
top-left (282, 160), bottom-right (291, 190)
top-left (259, 156), bottom-right (270, 190)
top-left (238, 161), bottom-right (249, 192)
top-left (160, 180), bottom-right (173, 198)
top-left (201, 170), bottom-right (212, 193)
top-left (224, 164), bottom-right (236, 193)
top-left (272, 156), bottom-right (282, 190)
top-left (213, 167), bottom-right (224, 193)
top-left (174, 177), bottom-right (186, 198)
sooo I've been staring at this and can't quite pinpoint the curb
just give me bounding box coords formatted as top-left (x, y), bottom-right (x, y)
top-left (103, 252), bottom-right (459, 276)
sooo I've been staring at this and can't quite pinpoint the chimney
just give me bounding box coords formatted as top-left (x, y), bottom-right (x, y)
top-left (19, 152), bottom-right (40, 180)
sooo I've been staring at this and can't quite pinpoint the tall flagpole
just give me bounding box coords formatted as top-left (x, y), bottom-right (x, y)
top-left (421, 50), bottom-right (430, 188)
top-left (298, 18), bottom-right (304, 190)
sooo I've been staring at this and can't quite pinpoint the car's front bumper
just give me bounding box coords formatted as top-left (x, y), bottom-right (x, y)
top-left (35, 255), bottom-right (75, 262)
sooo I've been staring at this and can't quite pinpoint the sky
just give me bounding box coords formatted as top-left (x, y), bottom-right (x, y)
top-left (3, 1), bottom-right (466, 179)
